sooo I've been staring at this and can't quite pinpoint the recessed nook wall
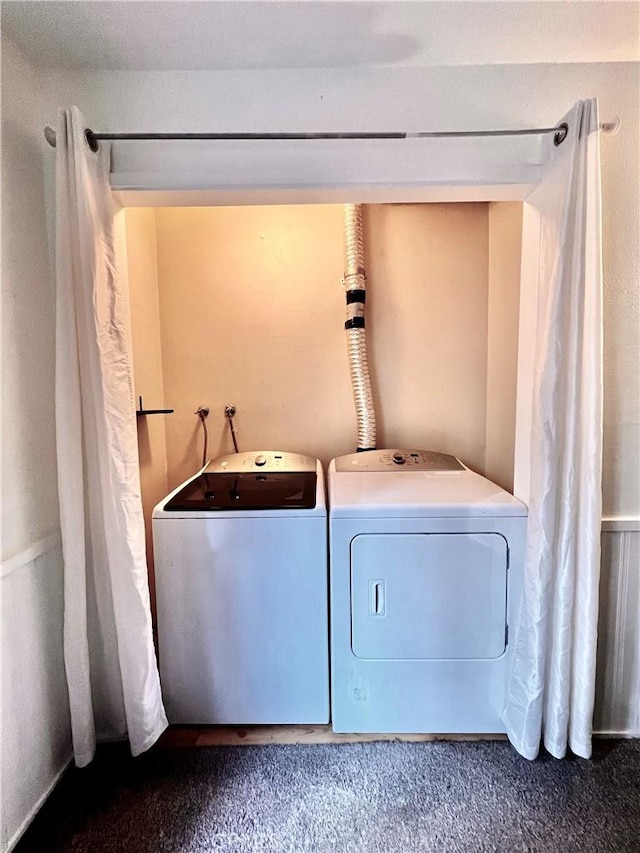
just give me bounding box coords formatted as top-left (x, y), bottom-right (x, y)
top-left (124, 208), bottom-right (168, 621)
top-left (486, 202), bottom-right (524, 493)
top-left (126, 202), bottom-right (523, 502)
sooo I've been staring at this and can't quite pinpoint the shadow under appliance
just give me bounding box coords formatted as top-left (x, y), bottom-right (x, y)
top-left (328, 449), bottom-right (527, 733)
top-left (153, 451), bottom-right (329, 724)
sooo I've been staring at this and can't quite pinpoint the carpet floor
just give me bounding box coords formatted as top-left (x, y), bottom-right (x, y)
top-left (15, 739), bottom-right (640, 853)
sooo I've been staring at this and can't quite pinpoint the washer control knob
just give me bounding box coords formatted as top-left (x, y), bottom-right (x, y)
top-left (254, 454), bottom-right (267, 467)
top-left (392, 453), bottom-right (405, 465)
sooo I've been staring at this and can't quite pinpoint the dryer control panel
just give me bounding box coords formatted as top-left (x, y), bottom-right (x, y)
top-left (334, 449), bottom-right (465, 472)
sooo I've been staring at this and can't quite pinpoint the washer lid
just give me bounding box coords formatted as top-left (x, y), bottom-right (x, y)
top-left (154, 458), bottom-right (326, 518)
top-left (329, 465), bottom-right (527, 518)
top-left (163, 470), bottom-right (317, 512)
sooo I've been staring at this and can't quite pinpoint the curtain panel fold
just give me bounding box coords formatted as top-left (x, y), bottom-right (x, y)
top-left (55, 106), bottom-right (167, 767)
top-left (504, 99), bottom-right (603, 760)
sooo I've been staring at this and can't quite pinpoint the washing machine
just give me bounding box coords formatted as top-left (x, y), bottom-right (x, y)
top-left (329, 449), bottom-right (527, 733)
top-left (153, 451), bottom-right (329, 724)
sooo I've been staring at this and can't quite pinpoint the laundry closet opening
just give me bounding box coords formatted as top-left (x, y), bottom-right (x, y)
top-left (124, 201), bottom-right (524, 579)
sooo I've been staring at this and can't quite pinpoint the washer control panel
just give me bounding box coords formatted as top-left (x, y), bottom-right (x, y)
top-left (205, 451), bottom-right (317, 474)
top-left (334, 449), bottom-right (465, 472)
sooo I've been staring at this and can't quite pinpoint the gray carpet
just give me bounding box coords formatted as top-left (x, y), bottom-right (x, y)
top-left (15, 739), bottom-right (640, 853)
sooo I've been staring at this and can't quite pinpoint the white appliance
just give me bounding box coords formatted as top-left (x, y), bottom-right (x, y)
top-left (153, 451), bottom-right (329, 724)
top-left (329, 449), bottom-right (527, 733)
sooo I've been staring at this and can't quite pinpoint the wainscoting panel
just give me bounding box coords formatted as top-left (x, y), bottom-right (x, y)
top-left (594, 529), bottom-right (640, 735)
top-left (1, 537), bottom-right (71, 853)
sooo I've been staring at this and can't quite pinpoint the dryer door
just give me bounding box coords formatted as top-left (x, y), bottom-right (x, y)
top-left (351, 533), bottom-right (508, 660)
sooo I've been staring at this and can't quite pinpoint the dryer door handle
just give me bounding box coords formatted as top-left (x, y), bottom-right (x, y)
top-left (369, 580), bottom-right (386, 617)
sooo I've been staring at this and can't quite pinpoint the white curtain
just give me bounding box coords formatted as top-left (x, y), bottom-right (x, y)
top-left (55, 106), bottom-right (167, 767)
top-left (504, 99), bottom-right (603, 759)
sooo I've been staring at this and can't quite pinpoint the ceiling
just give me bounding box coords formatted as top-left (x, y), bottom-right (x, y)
top-left (2, 1), bottom-right (638, 72)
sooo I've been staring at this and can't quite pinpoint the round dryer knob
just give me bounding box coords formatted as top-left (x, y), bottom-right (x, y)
top-left (254, 454), bottom-right (267, 466)
top-left (393, 453), bottom-right (405, 465)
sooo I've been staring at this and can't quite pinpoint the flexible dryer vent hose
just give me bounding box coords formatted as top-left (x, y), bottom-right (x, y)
top-left (343, 203), bottom-right (377, 451)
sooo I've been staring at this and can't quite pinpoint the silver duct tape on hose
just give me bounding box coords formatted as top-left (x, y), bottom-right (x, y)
top-left (343, 203), bottom-right (377, 451)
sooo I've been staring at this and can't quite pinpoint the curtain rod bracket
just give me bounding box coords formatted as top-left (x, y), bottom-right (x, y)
top-left (44, 126), bottom-right (57, 147)
top-left (600, 115), bottom-right (621, 136)
top-left (85, 129), bottom-right (99, 152)
top-left (554, 123), bottom-right (569, 147)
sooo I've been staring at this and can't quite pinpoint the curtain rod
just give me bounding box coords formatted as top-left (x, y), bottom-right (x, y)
top-left (43, 118), bottom-right (621, 150)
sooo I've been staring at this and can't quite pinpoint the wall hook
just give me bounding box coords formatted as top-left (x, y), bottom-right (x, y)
top-left (136, 395), bottom-right (174, 416)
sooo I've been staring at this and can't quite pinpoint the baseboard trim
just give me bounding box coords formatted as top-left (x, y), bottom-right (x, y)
top-left (4, 755), bottom-right (72, 853)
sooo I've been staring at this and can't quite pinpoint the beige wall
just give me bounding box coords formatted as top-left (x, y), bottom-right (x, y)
top-left (155, 204), bottom-right (344, 488)
top-left (146, 203), bottom-right (496, 491)
top-left (485, 202), bottom-right (524, 492)
top-left (125, 208), bottom-right (169, 620)
top-left (365, 204), bottom-right (491, 466)
top-left (1, 37), bottom-right (59, 559)
top-left (1, 34), bottom-right (71, 852)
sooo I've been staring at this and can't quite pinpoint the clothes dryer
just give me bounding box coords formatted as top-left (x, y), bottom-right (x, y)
top-left (153, 451), bottom-right (329, 724)
top-left (328, 449), bottom-right (527, 733)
